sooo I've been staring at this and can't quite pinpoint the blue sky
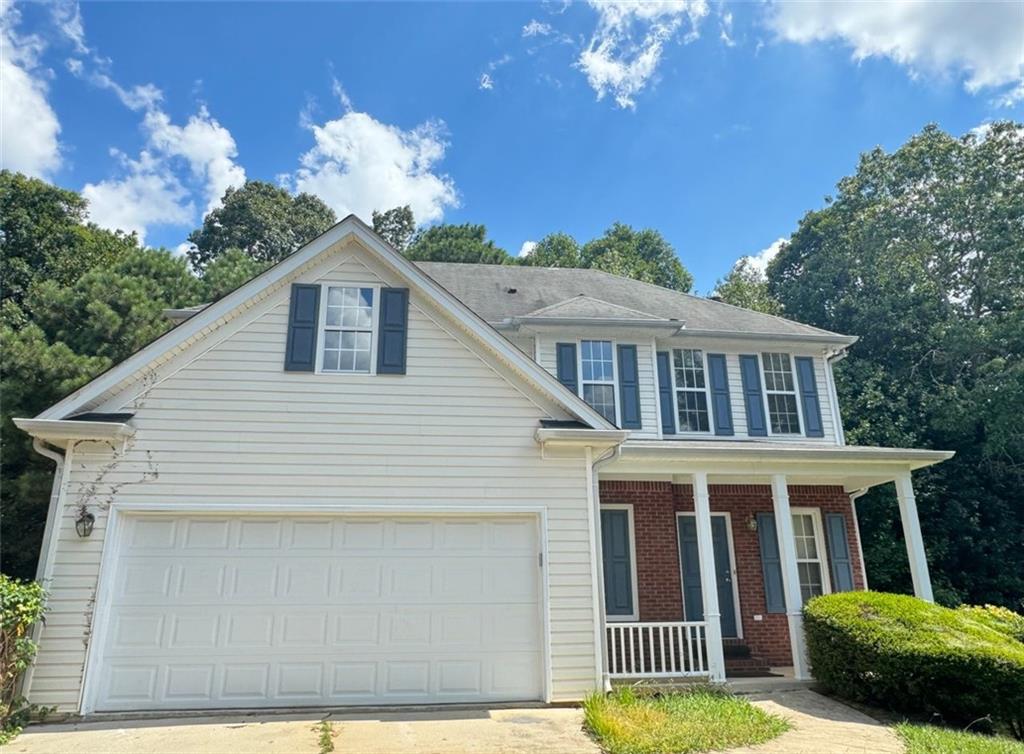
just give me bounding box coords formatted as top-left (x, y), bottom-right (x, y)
top-left (3, 1), bottom-right (1022, 291)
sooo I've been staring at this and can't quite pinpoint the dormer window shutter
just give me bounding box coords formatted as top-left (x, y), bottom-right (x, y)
top-left (284, 284), bottom-right (320, 372)
top-left (656, 351), bottom-right (675, 434)
top-left (377, 287), bottom-right (410, 374)
top-left (616, 345), bottom-right (642, 429)
top-left (556, 343), bottom-right (578, 393)
top-left (707, 353), bottom-right (734, 436)
top-left (739, 354), bottom-right (768, 437)
top-left (795, 356), bottom-right (824, 437)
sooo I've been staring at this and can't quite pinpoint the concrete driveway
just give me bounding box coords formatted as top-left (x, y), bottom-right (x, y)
top-left (7, 706), bottom-right (597, 754)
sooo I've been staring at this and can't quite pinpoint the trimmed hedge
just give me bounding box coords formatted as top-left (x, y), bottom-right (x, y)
top-left (804, 592), bottom-right (1024, 739)
top-left (958, 605), bottom-right (1024, 643)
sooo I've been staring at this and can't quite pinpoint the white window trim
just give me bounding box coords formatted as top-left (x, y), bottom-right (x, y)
top-left (676, 511), bottom-right (743, 639)
top-left (601, 503), bottom-right (639, 622)
top-left (790, 506), bottom-right (832, 597)
top-left (670, 348), bottom-right (714, 435)
top-left (315, 283), bottom-right (381, 375)
top-left (578, 338), bottom-right (620, 427)
top-left (759, 352), bottom-right (805, 436)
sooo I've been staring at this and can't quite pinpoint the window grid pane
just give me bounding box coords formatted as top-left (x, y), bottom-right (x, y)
top-left (793, 513), bottom-right (826, 601)
top-left (583, 384), bottom-right (616, 423)
top-left (580, 340), bottom-right (616, 422)
top-left (323, 286), bottom-right (374, 373)
top-left (673, 349), bottom-right (711, 433)
top-left (762, 352), bottom-right (801, 434)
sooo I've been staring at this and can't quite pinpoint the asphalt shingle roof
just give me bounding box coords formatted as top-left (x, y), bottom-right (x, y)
top-left (414, 262), bottom-right (851, 341)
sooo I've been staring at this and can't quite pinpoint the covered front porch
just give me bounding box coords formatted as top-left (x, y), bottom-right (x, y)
top-left (593, 442), bottom-right (953, 685)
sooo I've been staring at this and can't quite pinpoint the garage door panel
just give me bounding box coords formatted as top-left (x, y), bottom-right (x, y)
top-left (94, 515), bottom-right (544, 711)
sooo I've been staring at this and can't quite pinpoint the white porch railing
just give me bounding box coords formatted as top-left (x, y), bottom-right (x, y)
top-left (606, 621), bottom-right (710, 679)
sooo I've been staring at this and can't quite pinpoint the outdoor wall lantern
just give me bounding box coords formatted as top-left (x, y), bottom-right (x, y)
top-left (747, 515), bottom-right (759, 532)
top-left (75, 510), bottom-right (96, 538)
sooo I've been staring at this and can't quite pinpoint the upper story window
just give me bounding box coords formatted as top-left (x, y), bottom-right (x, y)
top-left (580, 340), bottom-right (617, 424)
top-left (761, 352), bottom-right (801, 434)
top-left (673, 349), bottom-right (711, 432)
top-left (322, 286), bottom-right (375, 373)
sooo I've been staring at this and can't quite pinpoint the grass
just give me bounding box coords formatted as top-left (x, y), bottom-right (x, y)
top-left (314, 720), bottom-right (335, 754)
top-left (582, 686), bottom-right (790, 754)
top-left (896, 722), bottom-right (1024, 754)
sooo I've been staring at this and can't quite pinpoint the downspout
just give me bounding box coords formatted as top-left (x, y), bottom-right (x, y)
top-left (589, 443), bottom-right (622, 692)
top-left (21, 439), bottom-right (71, 699)
top-left (847, 488), bottom-right (869, 590)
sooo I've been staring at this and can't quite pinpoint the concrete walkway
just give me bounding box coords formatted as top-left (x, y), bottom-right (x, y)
top-left (7, 691), bottom-right (902, 754)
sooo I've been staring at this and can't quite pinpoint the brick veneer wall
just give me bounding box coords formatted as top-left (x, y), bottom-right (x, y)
top-left (599, 481), bottom-right (865, 666)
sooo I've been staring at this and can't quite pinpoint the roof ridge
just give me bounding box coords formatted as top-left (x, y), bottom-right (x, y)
top-left (523, 294), bottom-right (664, 320)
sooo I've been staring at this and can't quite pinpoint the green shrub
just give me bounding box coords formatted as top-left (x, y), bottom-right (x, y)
top-left (804, 592), bottom-right (1024, 740)
top-left (1, 575), bottom-right (47, 744)
top-left (958, 605), bottom-right (1024, 643)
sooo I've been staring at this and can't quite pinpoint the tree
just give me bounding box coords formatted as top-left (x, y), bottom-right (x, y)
top-left (712, 258), bottom-right (784, 315)
top-left (186, 181), bottom-right (336, 270)
top-left (200, 248), bottom-right (272, 302)
top-left (405, 223), bottom-right (511, 264)
top-left (1, 171), bottom-right (137, 305)
top-left (518, 232), bottom-right (581, 268)
top-left (581, 223), bottom-right (693, 292)
top-left (768, 121), bottom-right (1024, 607)
top-left (372, 205), bottom-right (415, 252)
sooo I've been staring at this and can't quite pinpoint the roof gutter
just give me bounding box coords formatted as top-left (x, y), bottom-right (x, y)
top-left (672, 329), bottom-right (859, 346)
top-left (13, 418), bottom-right (134, 448)
top-left (535, 427), bottom-right (631, 452)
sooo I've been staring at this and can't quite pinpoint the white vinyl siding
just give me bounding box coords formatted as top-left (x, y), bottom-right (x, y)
top-left (27, 243), bottom-right (599, 711)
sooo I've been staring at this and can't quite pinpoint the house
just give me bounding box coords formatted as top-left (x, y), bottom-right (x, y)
top-left (15, 216), bottom-right (952, 714)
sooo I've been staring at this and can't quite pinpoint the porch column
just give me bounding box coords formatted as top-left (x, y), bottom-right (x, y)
top-left (693, 472), bottom-right (726, 682)
top-left (895, 472), bottom-right (934, 602)
top-left (770, 474), bottom-right (811, 680)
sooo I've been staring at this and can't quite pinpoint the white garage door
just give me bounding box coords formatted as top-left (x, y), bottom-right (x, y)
top-left (93, 514), bottom-right (544, 711)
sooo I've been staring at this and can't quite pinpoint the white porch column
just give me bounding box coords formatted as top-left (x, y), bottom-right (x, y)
top-left (895, 472), bottom-right (934, 602)
top-left (770, 474), bottom-right (811, 680)
top-left (693, 472), bottom-right (726, 682)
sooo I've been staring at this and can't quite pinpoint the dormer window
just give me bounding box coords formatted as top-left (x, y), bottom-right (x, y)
top-left (580, 340), bottom-right (617, 424)
top-left (673, 349), bottom-right (711, 432)
top-left (321, 286), bottom-right (376, 373)
top-left (761, 352), bottom-right (801, 434)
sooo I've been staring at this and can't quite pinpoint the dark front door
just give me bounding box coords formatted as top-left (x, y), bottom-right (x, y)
top-left (677, 516), bottom-right (738, 638)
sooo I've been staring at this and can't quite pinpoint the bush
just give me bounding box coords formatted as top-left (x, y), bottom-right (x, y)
top-left (1, 575), bottom-right (47, 744)
top-left (958, 605), bottom-right (1024, 643)
top-left (804, 592), bottom-right (1024, 740)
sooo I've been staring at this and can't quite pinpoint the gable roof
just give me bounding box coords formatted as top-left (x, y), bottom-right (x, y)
top-left (524, 295), bottom-right (665, 321)
top-left (415, 263), bottom-right (855, 344)
top-left (34, 217), bottom-right (614, 429)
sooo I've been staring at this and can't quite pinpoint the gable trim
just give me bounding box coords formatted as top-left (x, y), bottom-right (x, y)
top-left (35, 216), bottom-right (614, 429)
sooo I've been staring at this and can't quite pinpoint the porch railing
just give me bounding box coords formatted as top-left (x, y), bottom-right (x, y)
top-left (606, 621), bottom-right (710, 679)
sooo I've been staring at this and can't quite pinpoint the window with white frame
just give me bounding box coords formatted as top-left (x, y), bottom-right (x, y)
top-left (580, 340), bottom-right (616, 423)
top-left (792, 510), bottom-right (830, 601)
top-left (761, 352), bottom-right (801, 434)
top-left (322, 286), bottom-right (375, 373)
top-left (673, 348), bottom-right (711, 432)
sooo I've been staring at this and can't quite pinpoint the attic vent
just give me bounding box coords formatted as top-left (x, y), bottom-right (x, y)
top-left (709, 295), bottom-right (724, 302)
top-left (506, 287), bottom-right (517, 294)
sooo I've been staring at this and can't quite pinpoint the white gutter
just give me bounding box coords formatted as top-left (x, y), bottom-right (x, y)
top-left (535, 427), bottom-right (630, 450)
top-left (670, 329), bottom-right (859, 347)
top-left (590, 444), bottom-right (622, 691)
top-left (618, 441), bottom-right (954, 469)
top-left (13, 418), bottom-right (134, 447)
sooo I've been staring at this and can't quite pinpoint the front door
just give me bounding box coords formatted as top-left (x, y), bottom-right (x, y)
top-left (677, 515), bottom-right (738, 638)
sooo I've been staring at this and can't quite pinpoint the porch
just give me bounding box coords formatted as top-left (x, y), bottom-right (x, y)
top-left (592, 442), bottom-right (953, 684)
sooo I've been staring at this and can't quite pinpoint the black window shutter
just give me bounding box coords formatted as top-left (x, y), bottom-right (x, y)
top-left (377, 287), bottom-right (409, 374)
top-left (556, 343), bottom-right (578, 394)
top-left (825, 513), bottom-right (855, 592)
top-left (601, 509), bottom-right (635, 616)
top-left (284, 284), bottom-right (320, 372)
top-left (795, 356), bottom-right (825, 437)
top-left (617, 345), bottom-right (642, 429)
top-left (707, 353), bottom-right (734, 436)
top-left (756, 512), bottom-right (786, 613)
top-left (656, 351), bottom-right (675, 434)
top-left (739, 354), bottom-right (768, 437)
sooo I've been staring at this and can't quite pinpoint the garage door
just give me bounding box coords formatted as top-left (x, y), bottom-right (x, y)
top-left (92, 514), bottom-right (544, 711)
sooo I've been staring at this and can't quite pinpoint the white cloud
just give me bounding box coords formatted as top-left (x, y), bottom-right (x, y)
top-left (523, 19), bottom-right (553, 37)
top-left (143, 106), bottom-right (246, 214)
top-left (287, 111), bottom-right (458, 225)
top-left (0, 2), bottom-right (62, 177)
top-left (719, 11), bottom-right (735, 47)
top-left (577, 0), bottom-right (709, 109)
top-left (767, 0), bottom-right (1024, 104)
top-left (741, 238), bottom-right (785, 275)
top-left (518, 241), bottom-right (538, 258)
top-left (479, 73), bottom-right (494, 90)
top-left (82, 150), bottom-right (193, 243)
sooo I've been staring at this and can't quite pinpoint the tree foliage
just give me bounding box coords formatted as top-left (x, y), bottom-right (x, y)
top-left (582, 223), bottom-right (693, 293)
top-left (372, 205), bottom-right (416, 252)
top-left (518, 232), bottom-right (582, 268)
top-left (713, 258), bottom-right (783, 315)
top-left (769, 122), bottom-right (1024, 607)
top-left (186, 181), bottom-right (336, 270)
top-left (405, 223), bottom-right (512, 264)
